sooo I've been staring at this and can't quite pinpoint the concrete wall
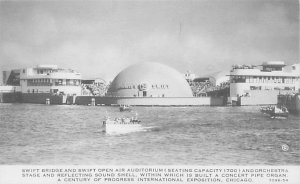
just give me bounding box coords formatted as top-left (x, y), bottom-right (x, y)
top-left (21, 93), bottom-right (64, 104)
top-left (240, 90), bottom-right (279, 106)
top-left (72, 96), bottom-right (116, 105)
top-left (115, 97), bottom-right (211, 106)
top-left (1, 93), bottom-right (225, 106)
top-left (239, 90), bottom-right (283, 106)
top-left (72, 96), bottom-right (225, 106)
top-left (0, 92), bottom-right (21, 103)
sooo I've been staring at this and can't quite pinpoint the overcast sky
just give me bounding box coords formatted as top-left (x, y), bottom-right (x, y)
top-left (0, 0), bottom-right (299, 80)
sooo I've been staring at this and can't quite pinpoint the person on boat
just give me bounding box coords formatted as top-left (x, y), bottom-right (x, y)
top-left (282, 107), bottom-right (288, 112)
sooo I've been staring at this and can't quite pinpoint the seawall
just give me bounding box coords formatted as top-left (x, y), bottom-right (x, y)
top-left (0, 93), bottom-right (225, 106)
top-left (0, 93), bottom-right (64, 104)
top-left (237, 90), bottom-right (296, 106)
top-left (21, 93), bottom-right (64, 104)
top-left (0, 92), bottom-right (22, 103)
top-left (69, 96), bottom-right (225, 106)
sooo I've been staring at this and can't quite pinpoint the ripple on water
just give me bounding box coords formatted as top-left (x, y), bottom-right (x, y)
top-left (0, 104), bottom-right (299, 165)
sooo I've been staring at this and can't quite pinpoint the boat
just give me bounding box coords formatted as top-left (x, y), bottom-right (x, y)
top-left (119, 104), bottom-right (132, 112)
top-left (270, 106), bottom-right (289, 118)
top-left (102, 114), bottom-right (142, 134)
top-left (260, 105), bottom-right (289, 118)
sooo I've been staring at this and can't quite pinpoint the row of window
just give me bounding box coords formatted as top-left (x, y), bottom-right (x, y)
top-left (231, 76), bottom-right (298, 84)
top-left (27, 89), bottom-right (50, 93)
top-left (37, 69), bottom-right (53, 74)
top-left (118, 84), bottom-right (169, 90)
top-left (250, 86), bottom-right (295, 90)
top-left (26, 79), bottom-right (80, 86)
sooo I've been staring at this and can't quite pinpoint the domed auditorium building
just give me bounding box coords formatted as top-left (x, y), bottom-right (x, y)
top-left (101, 62), bottom-right (224, 106)
top-left (106, 62), bottom-right (193, 98)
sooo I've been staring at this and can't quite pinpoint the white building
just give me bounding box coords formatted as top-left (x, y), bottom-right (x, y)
top-left (20, 65), bottom-right (82, 95)
top-left (229, 61), bottom-right (300, 105)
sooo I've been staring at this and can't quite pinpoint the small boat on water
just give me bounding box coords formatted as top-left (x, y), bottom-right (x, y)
top-left (102, 113), bottom-right (142, 134)
top-left (260, 105), bottom-right (289, 118)
top-left (119, 104), bottom-right (132, 112)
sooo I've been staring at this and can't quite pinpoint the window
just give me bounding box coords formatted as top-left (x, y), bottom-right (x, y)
top-left (249, 77), bottom-right (253, 83)
top-left (245, 77), bottom-right (250, 83)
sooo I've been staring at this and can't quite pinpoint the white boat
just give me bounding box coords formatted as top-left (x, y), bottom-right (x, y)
top-left (102, 115), bottom-right (142, 134)
top-left (260, 105), bottom-right (289, 118)
top-left (270, 106), bottom-right (289, 118)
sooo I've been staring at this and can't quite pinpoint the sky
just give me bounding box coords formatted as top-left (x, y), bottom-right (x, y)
top-left (0, 0), bottom-right (299, 81)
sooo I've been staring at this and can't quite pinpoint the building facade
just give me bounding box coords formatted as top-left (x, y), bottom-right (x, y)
top-left (229, 61), bottom-right (300, 105)
top-left (19, 65), bottom-right (82, 95)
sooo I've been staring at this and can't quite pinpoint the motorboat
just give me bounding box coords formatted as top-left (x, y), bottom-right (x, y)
top-left (260, 105), bottom-right (289, 118)
top-left (270, 106), bottom-right (289, 118)
top-left (119, 104), bottom-right (132, 112)
top-left (102, 114), bottom-right (142, 134)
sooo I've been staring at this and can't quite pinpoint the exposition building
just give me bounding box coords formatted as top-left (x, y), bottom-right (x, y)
top-left (228, 61), bottom-right (300, 105)
top-left (100, 62), bottom-right (223, 106)
top-left (106, 62), bottom-right (193, 98)
top-left (0, 62), bottom-right (224, 105)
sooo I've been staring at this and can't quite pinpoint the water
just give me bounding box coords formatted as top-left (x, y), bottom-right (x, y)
top-left (0, 103), bottom-right (299, 165)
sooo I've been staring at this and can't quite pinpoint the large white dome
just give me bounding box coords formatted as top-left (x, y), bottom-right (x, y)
top-left (106, 62), bottom-right (193, 97)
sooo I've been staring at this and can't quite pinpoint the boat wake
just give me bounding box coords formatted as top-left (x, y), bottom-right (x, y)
top-left (142, 126), bottom-right (161, 132)
top-left (102, 126), bottom-right (160, 135)
top-left (270, 116), bottom-right (287, 120)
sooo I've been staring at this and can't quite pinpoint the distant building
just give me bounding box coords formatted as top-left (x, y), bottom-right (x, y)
top-left (82, 78), bottom-right (106, 85)
top-left (19, 65), bottom-right (82, 95)
top-left (81, 78), bottom-right (108, 96)
top-left (194, 71), bottom-right (229, 86)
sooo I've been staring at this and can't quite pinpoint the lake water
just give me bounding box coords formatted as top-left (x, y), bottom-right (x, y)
top-left (0, 103), bottom-right (299, 165)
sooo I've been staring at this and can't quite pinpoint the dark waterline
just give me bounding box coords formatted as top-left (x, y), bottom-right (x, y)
top-left (0, 103), bottom-right (299, 165)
